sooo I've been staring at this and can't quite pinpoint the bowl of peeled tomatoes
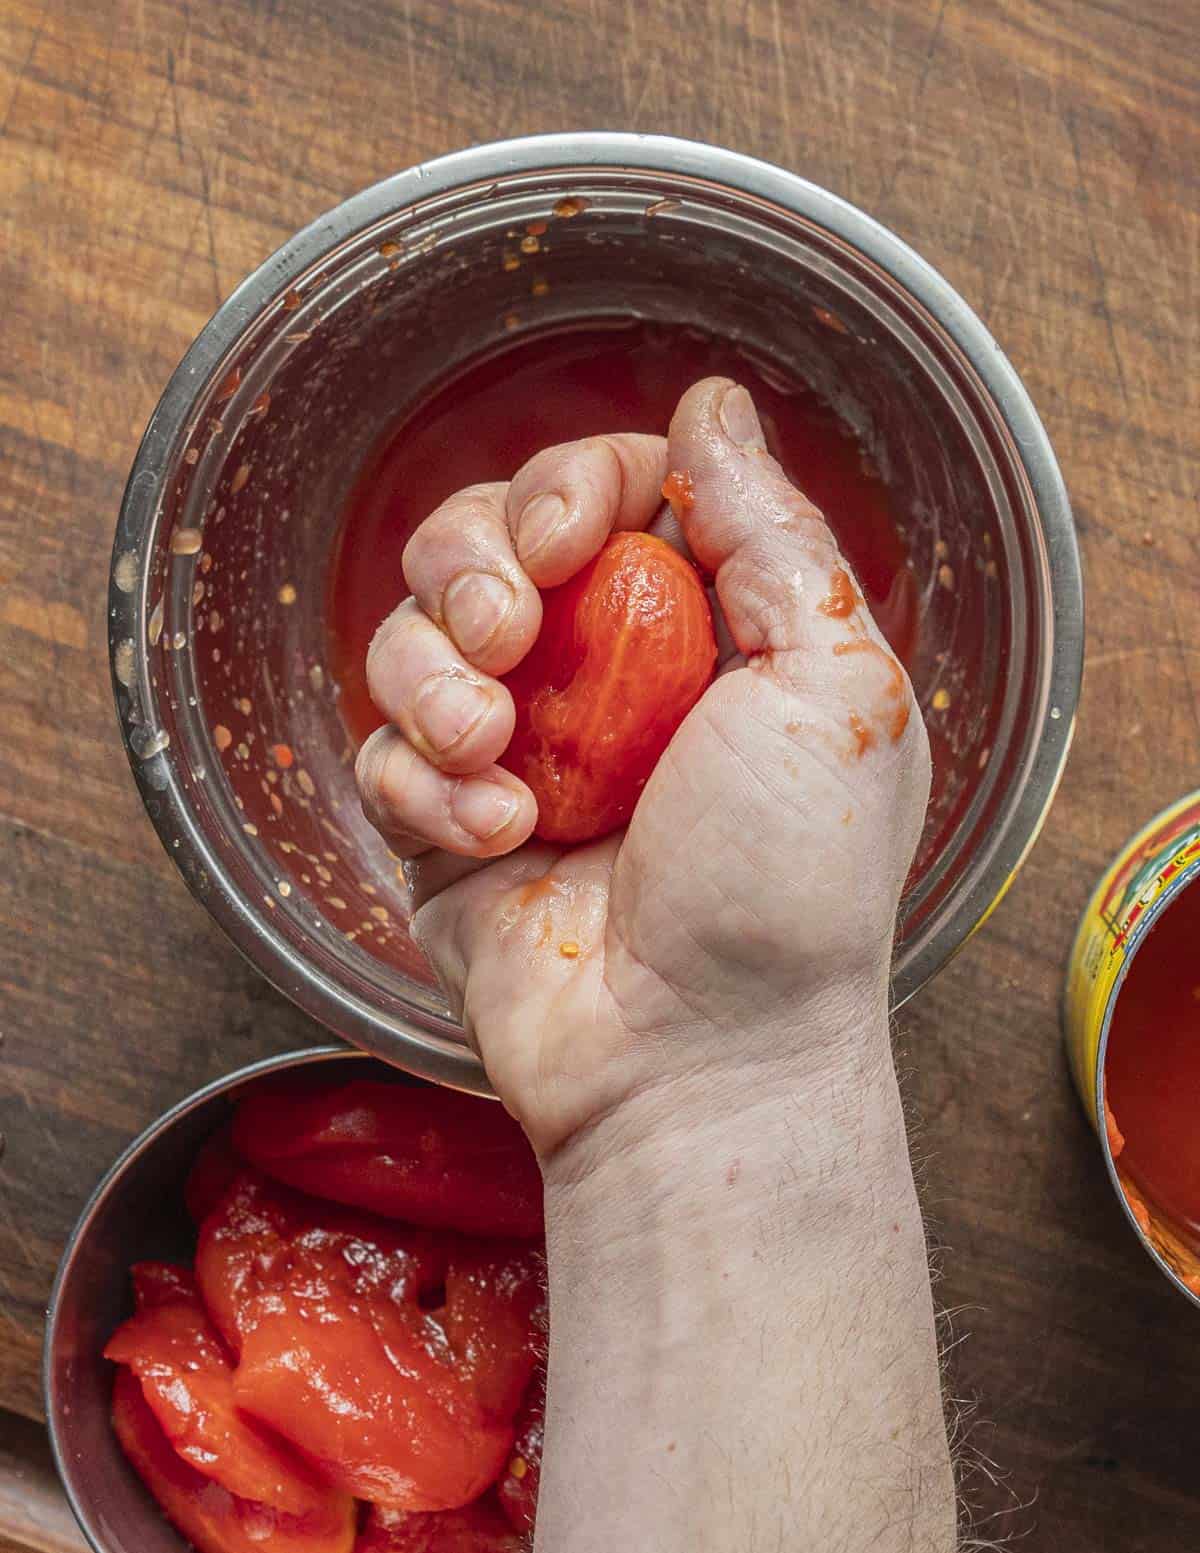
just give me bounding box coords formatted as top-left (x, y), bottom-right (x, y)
top-left (45, 1048), bottom-right (545, 1553)
top-left (108, 132), bottom-right (1082, 1083)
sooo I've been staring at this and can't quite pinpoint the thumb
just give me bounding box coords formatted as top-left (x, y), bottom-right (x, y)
top-left (667, 376), bottom-right (917, 759)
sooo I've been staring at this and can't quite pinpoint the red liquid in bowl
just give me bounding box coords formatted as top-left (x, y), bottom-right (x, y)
top-left (1104, 883), bottom-right (1200, 1238)
top-left (327, 321), bottom-right (920, 747)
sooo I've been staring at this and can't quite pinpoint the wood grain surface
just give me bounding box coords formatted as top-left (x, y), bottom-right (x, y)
top-left (1, 0), bottom-right (1197, 1548)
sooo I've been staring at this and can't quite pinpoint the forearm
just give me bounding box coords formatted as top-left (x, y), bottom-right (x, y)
top-left (535, 990), bottom-right (956, 1553)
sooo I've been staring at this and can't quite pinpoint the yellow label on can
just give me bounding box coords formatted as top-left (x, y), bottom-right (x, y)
top-left (1064, 790), bottom-right (1200, 1128)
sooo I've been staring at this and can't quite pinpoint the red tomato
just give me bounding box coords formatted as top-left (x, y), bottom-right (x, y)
top-left (110, 1368), bottom-right (355, 1553)
top-left (192, 1170), bottom-right (442, 1356)
top-left (196, 1173), bottom-right (543, 1512)
top-left (355, 1499), bottom-right (522, 1552)
top-left (185, 1124), bottom-right (245, 1224)
top-left (439, 1245), bottom-right (548, 1422)
top-left (231, 1079), bottom-right (543, 1239)
top-left (105, 1262), bottom-right (351, 1529)
top-left (496, 1365), bottom-right (544, 1536)
top-left (499, 531), bottom-right (717, 843)
top-left (130, 1259), bottom-right (199, 1310)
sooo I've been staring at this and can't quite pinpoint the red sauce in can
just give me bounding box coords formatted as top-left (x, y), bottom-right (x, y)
top-left (1104, 882), bottom-right (1200, 1239)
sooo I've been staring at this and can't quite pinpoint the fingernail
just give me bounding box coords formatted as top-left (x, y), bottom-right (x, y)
top-left (443, 571), bottom-right (515, 655)
top-left (517, 492), bottom-right (566, 559)
top-left (719, 385), bottom-right (765, 450)
top-left (414, 675), bottom-right (491, 753)
top-left (452, 778), bottom-right (518, 839)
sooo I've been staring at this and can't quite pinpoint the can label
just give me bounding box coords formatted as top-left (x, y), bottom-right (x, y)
top-left (1065, 792), bottom-right (1200, 1125)
top-left (1064, 791), bottom-right (1200, 1299)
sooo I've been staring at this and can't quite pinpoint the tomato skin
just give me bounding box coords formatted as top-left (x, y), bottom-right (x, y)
top-left (109, 1368), bottom-right (355, 1553)
top-left (500, 532), bottom-right (717, 843)
top-left (195, 1173), bottom-right (543, 1513)
top-left (496, 1364), bottom-right (544, 1536)
top-left (355, 1498), bottom-right (522, 1552)
top-left (232, 1080), bottom-right (544, 1239)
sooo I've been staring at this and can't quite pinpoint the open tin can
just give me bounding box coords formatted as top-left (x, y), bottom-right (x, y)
top-left (1064, 790), bottom-right (1200, 1304)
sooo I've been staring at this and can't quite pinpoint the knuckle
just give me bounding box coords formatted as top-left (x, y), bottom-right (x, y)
top-left (401, 525), bottom-right (433, 584)
top-left (403, 486), bottom-right (507, 582)
top-left (533, 435), bottom-right (624, 531)
top-left (356, 731), bottom-right (416, 827)
top-left (402, 513), bottom-right (456, 590)
top-left (588, 434), bottom-right (627, 496)
top-left (354, 733), bottom-right (389, 819)
top-left (365, 600), bottom-right (426, 685)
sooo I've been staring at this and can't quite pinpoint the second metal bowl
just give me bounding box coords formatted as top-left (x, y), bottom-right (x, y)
top-left (44, 1048), bottom-right (418, 1553)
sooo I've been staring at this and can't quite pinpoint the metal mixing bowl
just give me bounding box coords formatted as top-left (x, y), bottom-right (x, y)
top-left (44, 1048), bottom-right (408, 1553)
top-left (108, 133), bottom-right (1083, 1091)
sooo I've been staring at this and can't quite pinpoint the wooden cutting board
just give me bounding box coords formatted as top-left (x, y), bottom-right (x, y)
top-left (1, 0), bottom-right (1198, 1548)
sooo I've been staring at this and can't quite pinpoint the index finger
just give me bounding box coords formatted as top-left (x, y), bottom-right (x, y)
top-left (504, 432), bottom-right (669, 588)
top-left (402, 434), bottom-right (669, 678)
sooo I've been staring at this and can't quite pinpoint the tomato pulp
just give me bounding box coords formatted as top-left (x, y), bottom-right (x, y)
top-left (327, 320), bottom-right (920, 750)
top-left (1104, 883), bottom-right (1200, 1239)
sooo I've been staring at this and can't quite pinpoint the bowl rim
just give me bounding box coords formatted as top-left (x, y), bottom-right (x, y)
top-left (108, 131), bottom-right (1084, 1072)
top-left (42, 1044), bottom-right (373, 1553)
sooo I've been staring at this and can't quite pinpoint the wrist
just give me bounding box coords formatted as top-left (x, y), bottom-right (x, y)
top-left (543, 970), bottom-right (905, 1242)
top-left (533, 976), bottom-right (953, 1553)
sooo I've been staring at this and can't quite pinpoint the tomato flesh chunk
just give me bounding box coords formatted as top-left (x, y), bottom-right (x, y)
top-left (110, 1368), bottom-right (355, 1553)
top-left (355, 1498), bottom-right (522, 1551)
top-left (105, 1260), bottom-right (352, 1527)
top-left (496, 1364), bottom-right (544, 1536)
top-left (196, 1173), bottom-right (543, 1512)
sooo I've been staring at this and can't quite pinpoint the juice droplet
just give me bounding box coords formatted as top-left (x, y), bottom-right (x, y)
top-left (661, 468), bottom-right (694, 519)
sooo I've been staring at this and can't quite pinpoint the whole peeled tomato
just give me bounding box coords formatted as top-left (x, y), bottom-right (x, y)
top-left (500, 531), bottom-right (717, 844)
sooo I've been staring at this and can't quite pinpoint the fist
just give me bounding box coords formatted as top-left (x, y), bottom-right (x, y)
top-left (356, 379), bottom-right (930, 1156)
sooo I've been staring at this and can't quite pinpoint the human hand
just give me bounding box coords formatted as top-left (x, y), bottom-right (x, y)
top-left (356, 377), bottom-right (930, 1157)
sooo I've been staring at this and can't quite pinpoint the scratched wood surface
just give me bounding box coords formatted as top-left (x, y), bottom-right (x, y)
top-left (0, 0), bottom-right (1197, 1547)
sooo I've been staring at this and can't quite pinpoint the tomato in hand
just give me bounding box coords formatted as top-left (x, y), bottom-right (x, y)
top-left (105, 1261), bottom-right (354, 1538)
top-left (496, 1364), bottom-right (543, 1536)
top-left (196, 1173), bottom-right (543, 1512)
top-left (231, 1080), bottom-right (543, 1239)
top-left (499, 531), bottom-right (717, 843)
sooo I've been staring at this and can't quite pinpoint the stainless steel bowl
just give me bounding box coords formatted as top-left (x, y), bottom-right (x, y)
top-left (44, 1047), bottom-right (408, 1553)
top-left (108, 133), bottom-right (1083, 1089)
